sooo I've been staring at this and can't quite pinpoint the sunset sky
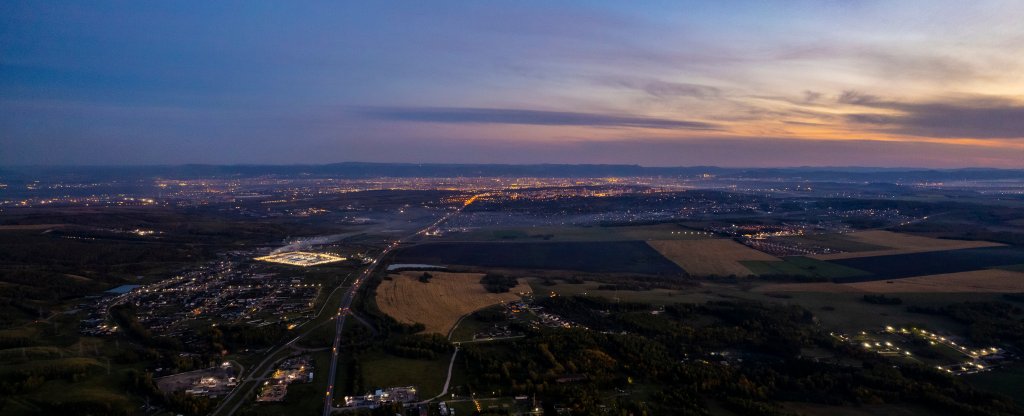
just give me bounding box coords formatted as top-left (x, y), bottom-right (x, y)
top-left (2, 1), bottom-right (1023, 167)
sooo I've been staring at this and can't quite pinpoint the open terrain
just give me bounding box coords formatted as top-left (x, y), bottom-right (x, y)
top-left (394, 241), bottom-right (684, 275)
top-left (757, 268), bottom-right (1024, 293)
top-left (771, 233), bottom-right (888, 253)
top-left (811, 230), bottom-right (1003, 260)
top-left (647, 238), bottom-right (777, 276)
top-left (743, 256), bottom-right (873, 279)
top-left (830, 246), bottom-right (1024, 282)
top-left (375, 271), bottom-right (530, 335)
top-left (847, 269), bottom-right (1024, 292)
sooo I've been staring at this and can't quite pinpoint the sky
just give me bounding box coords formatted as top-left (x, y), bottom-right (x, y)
top-left (2, 1), bottom-right (1024, 168)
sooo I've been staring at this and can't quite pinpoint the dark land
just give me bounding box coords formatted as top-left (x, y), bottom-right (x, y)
top-left (1, 164), bottom-right (1024, 416)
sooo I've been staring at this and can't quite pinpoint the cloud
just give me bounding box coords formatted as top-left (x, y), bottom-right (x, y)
top-left (846, 97), bottom-right (1024, 139)
top-left (857, 51), bottom-right (979, 83)
top-left (595, 77), bottom-right (721, 99)
top-left (358, 106), bottom-right (718, 130)
top-left (803, 90), bottom-right (823, 103)
top-left (837, 90), bottom-right (884, 106)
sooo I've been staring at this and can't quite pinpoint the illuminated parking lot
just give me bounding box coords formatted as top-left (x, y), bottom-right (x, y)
top-left (256, 251), bottom-right (347, 267)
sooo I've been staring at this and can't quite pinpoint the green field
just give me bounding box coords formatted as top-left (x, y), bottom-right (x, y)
top-left (742, 256), bottom-right (872, 279)
top-left (360, 350), bottom-right (452, 399)
top-left (530, 279), bottom-right (725, 305)
top-left (966, 362), bottom-right (1024, 406)
top-left (395, 241), bottom-right (683, 275)
top-left (449, 311), bottom-right (495, 343)
top-left (993, 263), bottom-right (1024, 272)
top-left (532, 278), bottom-right (1005, 336)
top-left (772, 233), bottom-right (888, 253)
top-left (757, 291), bottom-right (1011, 333)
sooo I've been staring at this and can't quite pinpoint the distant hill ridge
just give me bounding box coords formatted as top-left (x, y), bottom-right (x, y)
top-left (1, 162), bottom-right (1022, 182)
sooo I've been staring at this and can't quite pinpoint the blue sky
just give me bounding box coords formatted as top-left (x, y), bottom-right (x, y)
top-left (2, 1), bottom-right (1023, 167)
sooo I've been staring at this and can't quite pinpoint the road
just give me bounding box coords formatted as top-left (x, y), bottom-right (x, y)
top-left (209, 195), bottom-right (476, 416)
top-left (321, 197), bottom-right (478, 416)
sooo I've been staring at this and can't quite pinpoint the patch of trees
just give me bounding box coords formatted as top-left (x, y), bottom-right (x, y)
top-left (595, 281), bottom-right (668, 290)
top-left (110, 304), bottom-right (181, 350)
top-left (863, 294), bottom-right (903, 305)
top-left (459, 297), bottom-right (1021, 415)
top-left (480, 273), bottom-right (519, 293)
top-left (166, 390), bottom-right (215, 416)
top-left (385, 333), bottom-right (453, 360)
top-left (755, 273), bottom-right (829, 283)
top-left (0, 357), bottom-right (105, 395)
top-left (472, 307), bottom-right (507, 323)
top-left (34, 395), bottom-right (136, 416)
top-left (418, 272), bottom-right (432, 283)
top-left (206, 322), bottom-right (287, 352)
top-left (908, 301), bottom-right (1024, 348)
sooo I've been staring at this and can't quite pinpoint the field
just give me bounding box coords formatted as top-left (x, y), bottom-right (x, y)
top-left (751, 290), bottom-right (1005, 333)
top-left (647, 239), bottom-right (778, 276)
top-left (753, 268), bottom-right (1024, 293)
top-left (845, 269), bottom-right (1024, 293)
top-left (0, 224), bottom-right (68, 231)
top-left (359, 350), bottom-right (451, 399)
top-left (394, 241), bottom-right (684, 275)
top-left (830, 246), bottom-right (1024, 282)
top-left (752, 282), bottom-right (867, 293)
top-left (771, 233), bottom-right (888, 253)
top-left (375, 271), bottom-right (530, 335)
top-left (741, 256), bottom-right (872, 279)
top-left (810, 230), bottom-right (1002, 260)
top-left (966, 362), bottom-right (1024, 406)
top-left (781, 402), bottom-right (931, 416)
top-left (529, 279), bottom-right (720, 305)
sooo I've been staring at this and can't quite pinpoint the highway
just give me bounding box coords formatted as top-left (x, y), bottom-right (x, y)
top-left (321, 196), bottom-right (478, 416)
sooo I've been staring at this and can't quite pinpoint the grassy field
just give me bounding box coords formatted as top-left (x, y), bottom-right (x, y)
top-left (752, 267), bottom-right (1024, 293)
top-left (811, 230), bottom-right (1002, 260)
top-left (781, 402), bottom-right (931, 416)
top-left (530, 279), bottom-right (752, 305)
top-left (830, 246), bottom-right (1024, 282)
top-left (647, 239), bottom-right (778, 276)
top-left (742, 256), bottom-right (872, 279)
top-left (998, 263), bottom-right (1024, 272)
top-left (360, 350), bottom-right (451, 399)
top-left (844, 269), bottom-right (1024, 293)
top-left (771, 233), bottom-right (888, 253)
top-left (537, 278), bottom-right (994, 334)
top-left (750, 290), bottom-right (1007, 333)
top-left (448, 308), bottom-right (500, 343)
top-left (394, 241), bottom-right (684, 275)
top-left (0, 224), bottom-right (69, 231)
top-left (376, 271), bottom-right (530, 335)
top-left (752, 282), bottom-right (868, 293)
top-left (966, 362), bottom-right (1024, 406)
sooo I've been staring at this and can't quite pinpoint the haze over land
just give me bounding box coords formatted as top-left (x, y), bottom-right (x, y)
top-left (3, 1), bottom-right (1024, 167)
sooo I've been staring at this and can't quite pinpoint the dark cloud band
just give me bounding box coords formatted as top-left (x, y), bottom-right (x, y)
top-left (844, 96), bottom-right (1024, 139)
top-left (358, 107), bottom-right (718, 130)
